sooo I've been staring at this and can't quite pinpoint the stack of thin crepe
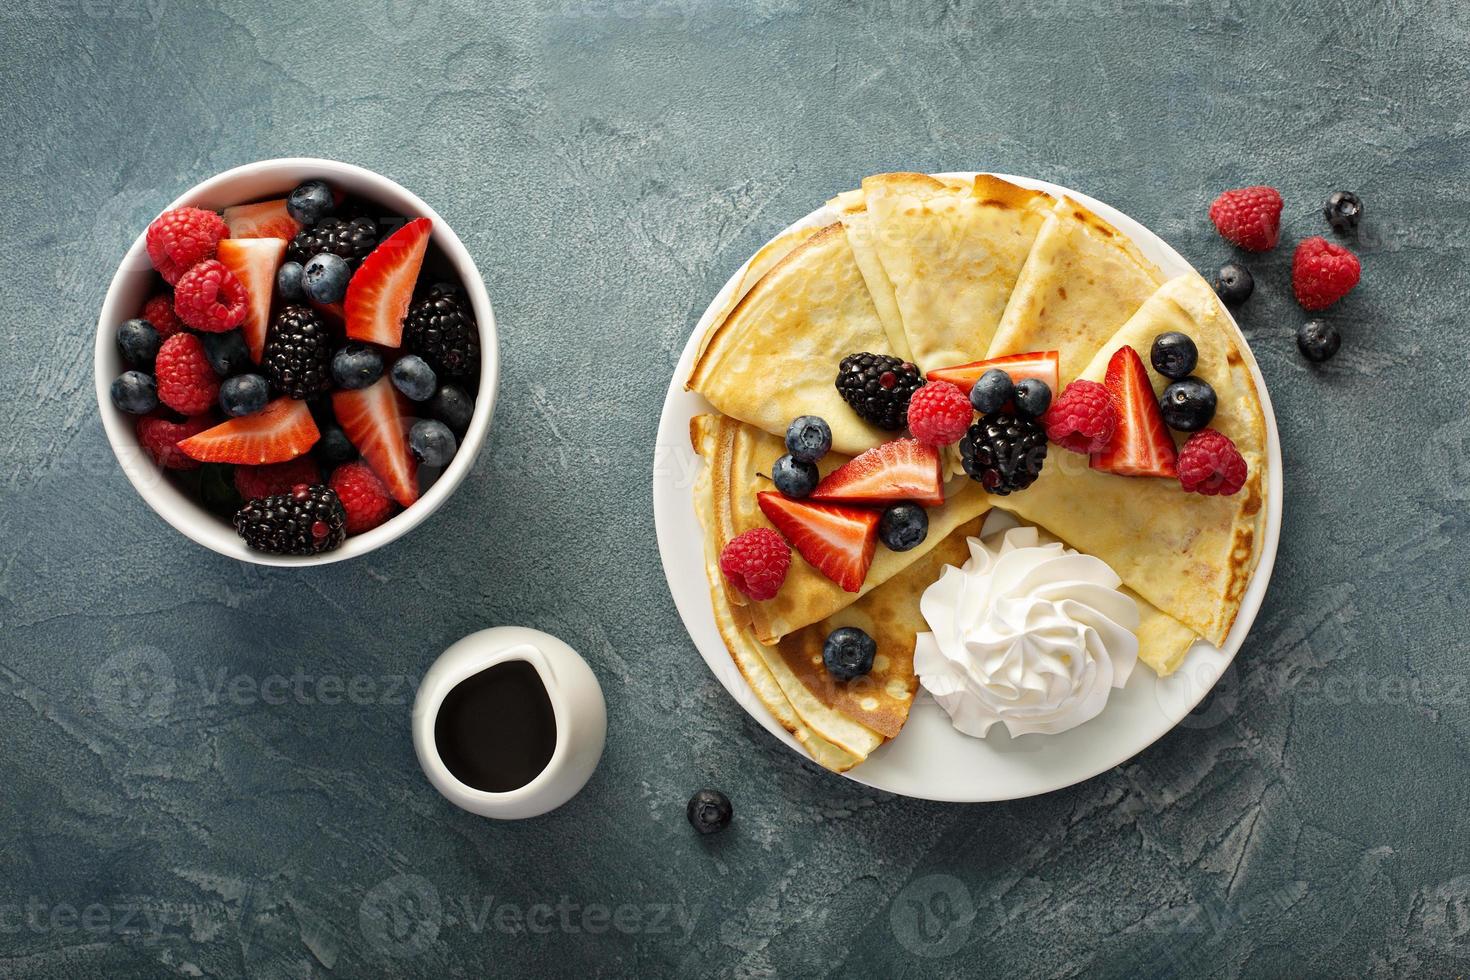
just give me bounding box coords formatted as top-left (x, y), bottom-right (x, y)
top-left (686, 172), bottom-right (1268, 772)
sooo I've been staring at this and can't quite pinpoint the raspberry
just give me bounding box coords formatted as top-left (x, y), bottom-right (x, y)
top-left (1292, 236), bottom-right (1361, 310)
top-left (142, 292), bottom-right (183, 339)
top-left (329, 461), bottom-right (395, 534)
top-left (145, 206), bottom-right (227, 284)
top-left (136, 415), bottom-right (212, 470)
top-left (906, 381), bottom-right (973, 446)
top-left (235, 457), bottom-right (321, 501)
top-left (173, 259), bottom-right (249, 332)
top-left (1178, 429), bottom-right (1248, 496)
top-left (1208, 186), bottom-right (1282, 252)
top-left (154, 333), bottom-right (220, 415)
top-left (1042, 379), bottom-right (1117, 454)
top-left (719, 528), bottom-right (791, 601)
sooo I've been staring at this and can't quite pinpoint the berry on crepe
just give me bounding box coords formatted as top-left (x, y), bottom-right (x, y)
top-left (1178, 429), bottom-right (1247, 496)
top-left (1090, 345), bottom-right (1178, 479)
top-left (757, 492), bottom-right (879, 594)
top-left (926, 350), bottom-right (1060, 398)
top-left (718, 528), bottom-right (791, 601)
top-left (1042, 379), bottom-right (1116, 455)
top-left (906, 381), bottom-right (972, 446)
top-left (809, 439), bottom-right (943, 507)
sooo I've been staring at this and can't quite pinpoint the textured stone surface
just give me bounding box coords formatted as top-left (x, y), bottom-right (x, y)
top-left (2, 0), bottom-right (1469, 976)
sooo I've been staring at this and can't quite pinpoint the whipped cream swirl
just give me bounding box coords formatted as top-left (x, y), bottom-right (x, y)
top-left (914, 526), bottom-right (1139, 737)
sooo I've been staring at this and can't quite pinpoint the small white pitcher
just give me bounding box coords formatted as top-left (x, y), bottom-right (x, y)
top-left (413, 627), bottom-right (607, 819)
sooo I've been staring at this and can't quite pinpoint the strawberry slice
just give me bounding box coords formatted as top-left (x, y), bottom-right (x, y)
top-left (757, 492), bottom-right (878, 593)
top-left (177, 397), bottom-right (319, 464)
top-left (345, 217), bottom-right (432, 347)
top-left (1091, 345), bottom-right (1179, 478)
top-left (216, 237), bottom-right (287, 362)
top-left (332, 378), bottom-right (420, 506)
top-left (222, 199), bottom-right (302, 241)
top-left (808, 439), bottom-right (944, 507)
top-left (926, 350), bottom-right (1060, 396)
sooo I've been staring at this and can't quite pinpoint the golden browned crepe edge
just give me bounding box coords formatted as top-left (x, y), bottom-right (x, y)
top-left (777, 516), bottom-right (984, 738)
top-left (691, 414), bottom-right (865, 771)
top-left (685, 223), bottom-right (846, 394)
top-left (1060, 272), bottom-right (1268, 648)
top-left (692, 226), bottom-right (816, 367)
top-left (1054, 193), bottom-right (1164, 287)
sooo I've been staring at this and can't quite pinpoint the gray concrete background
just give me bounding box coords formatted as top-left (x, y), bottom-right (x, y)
top-left (2, 0), bottom-right (1468, 976)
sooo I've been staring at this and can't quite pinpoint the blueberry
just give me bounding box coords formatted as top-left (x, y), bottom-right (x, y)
top-left (116, 318), bottom-right (160, 368)
top-left (201, 329), bottom-right (252, 377)
top-left (823, 626), bottom-right (876, 681)
top-left (1297, 319), bottom-right (1341, 363)
top-left (302, 252), bottom-right (351, 304)
top-left (1159, 377), bottom-right (1217, 432)
top-left (1150, 331), bottom-right (1198, 380)
top-left (1212, 261), bottom-right (1254, 306)
top-left (1012, 378), bottom-right (1052, 418)
top-left (1324, 191), bottom-right (1362, 235)
top-left (409, 419), bottom-right (457, 466)
top-left (316, 423), bottom-right (357, 464)
top-left (686, 789), bottom-right (733, 835)
top-left (879, 503), bottom-right (928, 552)
top-left (276, 261), bottom-right (305, 301)
top-left (286, 180), bottom-right (334, 226)
top-left (429, 384), bottom-right (474, 435)
top-left (219, 373), bottom-right (270, 417)
top-left (969, 368), bottom-right (1014, 414)
top-left (332, 344), bottom-right (384, 390)
top-left (772, 454), bottom-right (818, 498)
top-left (784, 415), bottom-right (832, 463)
top-left (110, 370), bottom-right (157, 415)
top-left (390, 355), bottom-right (437, 401)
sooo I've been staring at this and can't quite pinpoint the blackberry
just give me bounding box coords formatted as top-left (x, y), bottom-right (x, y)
top-left (403, 284), bottom-right (480, 379)
top-left (958, 414), bottom-right (1048, 495)
top-left (286, 216), bottom-right (380, 269)
top-left (835, 353), bottom-right (922, 430)
top-left (263, 305), bottom-right (333, 399)
top-left (233, 484), bottom-right (347, 556)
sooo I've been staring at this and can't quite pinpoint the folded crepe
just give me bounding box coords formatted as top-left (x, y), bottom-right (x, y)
top-left (986, 195), bottom-right (1165, 382)
top-left (691, 413), bottom-right (990, 645)
top-left (693, 423), bottom-right (985, 770)
top-left (858, 172), bottom-right (1054, 372)
top-left (984, 510), bottom-right (1200, 676)
top-left (687, 224), bottom-right (894, 456)
top-left (827, 188), bottom-right (912, 361)
top-left (989, 273), bottom-right (1267, 647)
top-left (695, 226), bottom-right (816, 366)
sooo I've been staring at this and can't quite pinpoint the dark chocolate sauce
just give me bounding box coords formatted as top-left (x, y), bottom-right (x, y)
top-left (434, 660), bottom-right (556, 793)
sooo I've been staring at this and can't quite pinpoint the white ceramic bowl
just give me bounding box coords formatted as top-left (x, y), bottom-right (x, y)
top-left (94, 158), bottom-right (498, 566)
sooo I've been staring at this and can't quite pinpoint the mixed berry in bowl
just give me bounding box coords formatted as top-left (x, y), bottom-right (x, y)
top-left (107, 179), bottom-right (484, 557)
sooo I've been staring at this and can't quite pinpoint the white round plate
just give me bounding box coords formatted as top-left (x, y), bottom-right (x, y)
top-left (653, 173), bottom-right (1282, 802)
